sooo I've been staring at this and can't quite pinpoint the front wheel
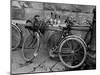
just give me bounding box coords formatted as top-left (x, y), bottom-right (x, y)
top-left (22, 32), bottom-right (40, 61)
top-left (59, 35), bottom-right (87, 68)
top-left (11, 24), bottom-right (21, 50)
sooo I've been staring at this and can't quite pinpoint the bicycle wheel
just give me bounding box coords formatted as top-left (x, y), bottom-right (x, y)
top-left (11, 24), bottom-right (21, 50)
top-left (59, 35), bottom-right (87, 68)
top-left (22, 32), bottom-right (40, 61)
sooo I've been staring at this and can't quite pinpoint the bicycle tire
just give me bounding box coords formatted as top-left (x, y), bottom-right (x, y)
top-left (59, 35), bottom-right (87, 68)
top-left (22, 32), bottom-right (40, 61)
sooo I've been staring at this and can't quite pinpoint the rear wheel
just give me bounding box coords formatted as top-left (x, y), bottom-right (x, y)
top-left (59, 35), bottom-right (87, 68)
top-left (22, 32), bottom-right (40, 61)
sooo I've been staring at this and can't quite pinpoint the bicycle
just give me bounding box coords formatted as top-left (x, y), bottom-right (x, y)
top-left (47, 18), bottom-right (95, 68)
top-left (22, 26), bottom-right (40, 61)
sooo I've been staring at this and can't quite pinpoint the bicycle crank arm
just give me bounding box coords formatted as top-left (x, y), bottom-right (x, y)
top-left (53, 51), bottom-right (73, 56)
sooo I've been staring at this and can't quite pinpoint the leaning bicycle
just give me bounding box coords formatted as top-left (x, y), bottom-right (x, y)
top-left (47, 25), bottom-right (87, 69)
top-left (22, 26), bottom-right (40, 61)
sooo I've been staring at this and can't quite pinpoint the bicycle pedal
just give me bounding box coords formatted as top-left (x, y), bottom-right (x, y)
top-left (34, 53), bottom-right (38, 57)
top-left (50, 53), bottom-right (55, 58)
top-left (49, 50), bottom-right (56, 58)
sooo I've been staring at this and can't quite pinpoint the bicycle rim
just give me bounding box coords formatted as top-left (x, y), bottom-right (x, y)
top-left (59, 35), bottom-right (87, 68)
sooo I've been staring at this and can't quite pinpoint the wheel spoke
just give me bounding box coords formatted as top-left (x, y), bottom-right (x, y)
top-left (69, 55), bottom-right (74, 65)
top-left (60, 48), bottom-right (73, 56)
top-left (60, 53), bottom-right (72, 57)
top-left (72, 40), bottom-right (80, 50)
top-left (61, 48), bottom-right (73, 53)
top-left (67, 40), bottom-right (75, 50)
top-left (74, 42), bottom-right (83, 52)
top-left (75, 47), bottom-right (81, 52)
top-left (74, 51), bottom-right (84, 62)
top-left (65, 55), bottom-right (74, 66)
top-left (76, 49), bottom-right (84, 55)
top-left (62, 55), bottom-right (73, 63)
top-left (66, 40), bottom-right (72, 49)
top-left (71, 40), bottom-right (74, 50)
